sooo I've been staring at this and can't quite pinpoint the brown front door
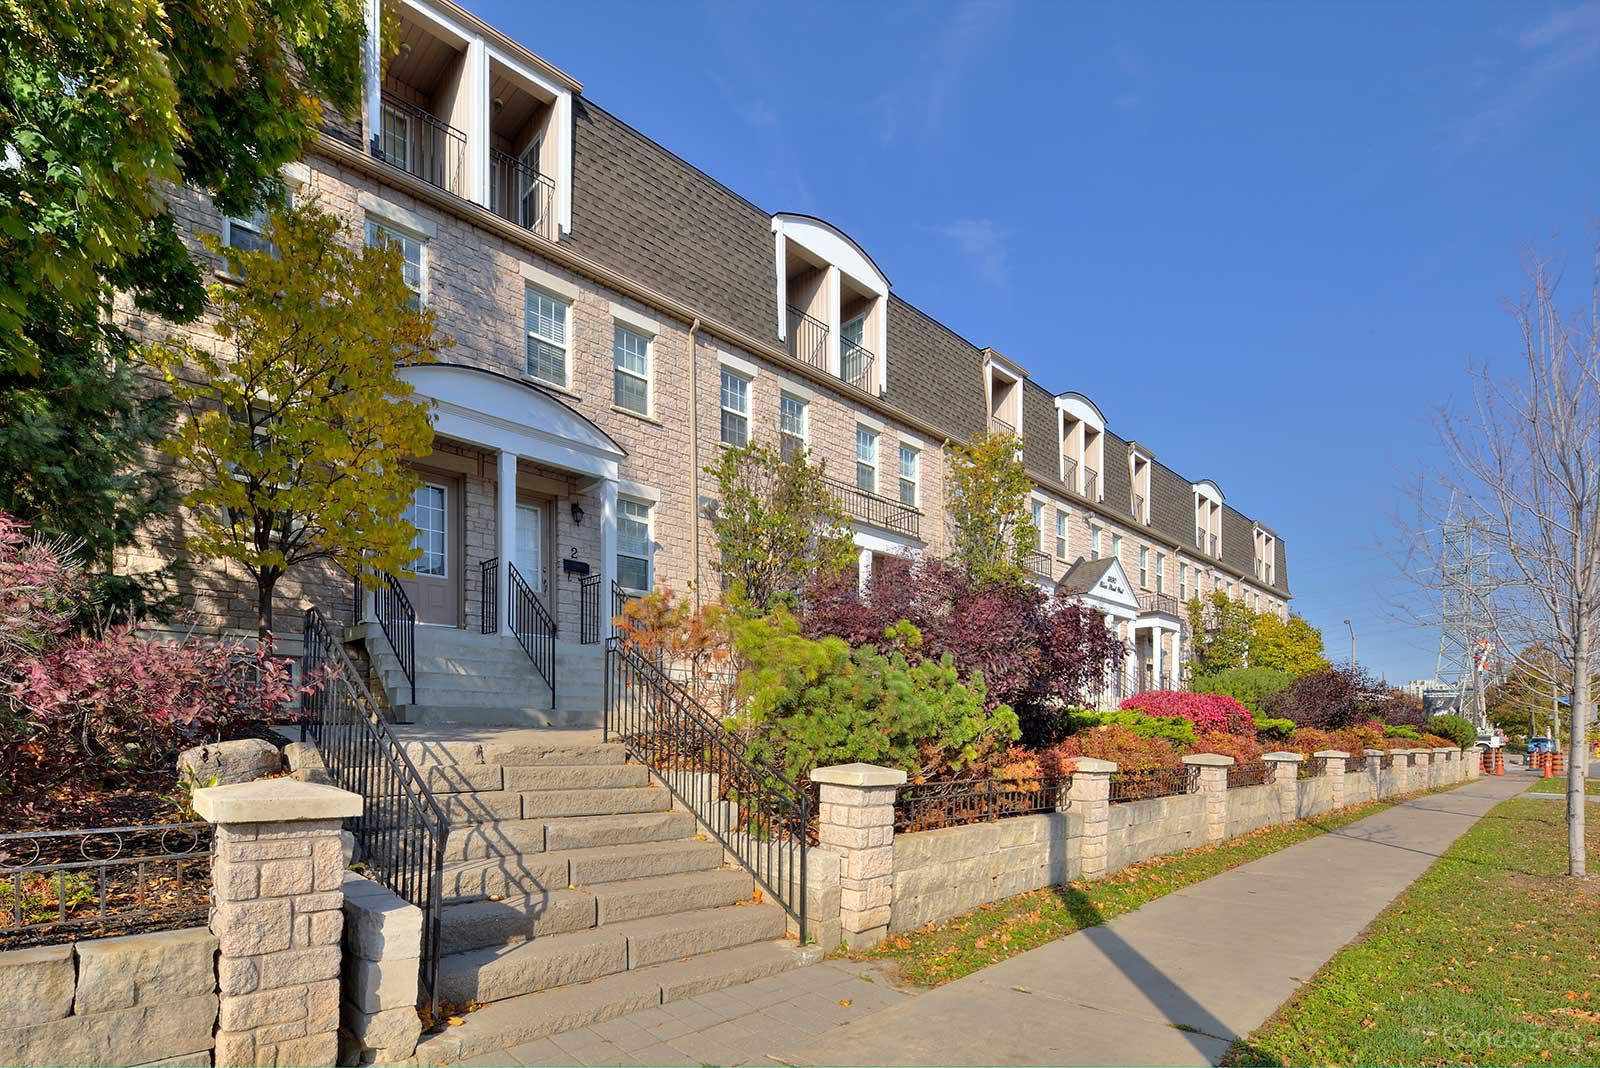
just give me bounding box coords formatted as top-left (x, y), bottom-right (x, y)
top-left (400, 479), bottom-right (459, 626)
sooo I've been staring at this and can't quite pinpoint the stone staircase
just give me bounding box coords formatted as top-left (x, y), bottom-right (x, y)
top-left (396, 729), bottom-right (814, 1065)
top-left (357, 623), bottom-right (605, 729)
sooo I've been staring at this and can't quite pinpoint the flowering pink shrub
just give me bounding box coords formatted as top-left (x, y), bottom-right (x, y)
top-left (1, 510), bottom-right (306, 816)
top-left (1119, 690), bottom-right (1255, 735)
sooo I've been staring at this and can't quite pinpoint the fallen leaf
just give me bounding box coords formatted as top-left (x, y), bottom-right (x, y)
top-left (839, 999), bottom-right (852, 1007)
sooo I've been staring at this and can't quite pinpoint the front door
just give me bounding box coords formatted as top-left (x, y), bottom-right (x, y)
top-left (514, 501), bottom-right (548, 599)
top-left (401, 481), bottom-right (458, 626)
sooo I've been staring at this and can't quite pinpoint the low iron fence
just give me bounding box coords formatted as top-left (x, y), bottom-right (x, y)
top-left (0, 823), bottom-right (212, 948)
top-left (1227, 760), bottom-right (1271, 788)
top-left (893, 777), bottom-right (1071, 833)
top-left (1345, 753), bottom-right (1369, 773)
top-left (1298, 757), bottom-right (1327, 780)
top-left (1109, 765), bottom-right (1199, 803)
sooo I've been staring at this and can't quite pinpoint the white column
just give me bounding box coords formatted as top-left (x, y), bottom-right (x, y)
top-left (497, 450), bottom-right (516, 637)
top-left (363, 0), bottom-right (382, 150)
top-left (1152, 624), bottom-right (1164, 688)
top-left (856, 545), bottom-right (872, 593)
top-left (826, 265), bottom-right (842, 378)
top-left (600, 478), bottom-right (618, 640)
top-left (465, 39), bottom-right (490, 207)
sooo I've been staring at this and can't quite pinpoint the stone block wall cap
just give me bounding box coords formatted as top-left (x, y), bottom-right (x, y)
top-left (1432, 746), bottom-right (1455, 753)
top-left (1363, 748), bottom-right (1385, 756)
top-left (1070, 758), bottom-right (1119, 774)
top-left (810, 763), bottom-right (908, 788)
top-left (1181, 753), bottom-right (1236, 766)
top-left (194, 778), bottom-right (362, 824)
top-left (1313, 749), bottom-right (1350, 759)
top-left (1262, 751), bottom-right (1305, 763)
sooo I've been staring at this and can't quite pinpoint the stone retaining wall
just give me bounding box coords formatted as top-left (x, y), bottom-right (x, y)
top-left (1344, 770), bottom-right (1377, 806)
top-left (890, 812), bottom-right (1078, 933)
top-left (1296, 776), bottom-right (1337, 819)
top-left (0, 929), bottom-right (218, 1067)
top-left (1106, 794), bottom-right (1206, 872)
top-left (1223, 783), bottom-right (1279, 838)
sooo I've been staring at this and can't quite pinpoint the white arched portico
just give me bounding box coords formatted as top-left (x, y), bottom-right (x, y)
top-left (399, 364), bottom-right (627, 639)
top-left (1057, 557), bottom-right (1141, 708)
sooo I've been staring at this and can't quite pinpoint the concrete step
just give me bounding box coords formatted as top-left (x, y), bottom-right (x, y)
top-left (434, 903), bottom-right (789, 1006)
top-left (440, 888), bottom-right (598, 952)
top-left (443, 811), bottom-right (694, 863)
top-left (435, 784), bottom-right (670, 824)
top-left (429, 761), bottom-right (646, 796)
top-left (416, 940), bottom-right (813, 1065)
top-left (399, 735), bottom-right (625, 768)
top-left (592, 869), bottom-right (754, 925)
top-left (441, 838), bottom-right (721, 901)
top-left (397, 705), bottom-right (602, 730)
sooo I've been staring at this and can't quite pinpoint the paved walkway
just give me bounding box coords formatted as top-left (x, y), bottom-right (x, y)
top-left (454, 773), bottom-right (1530, 1068)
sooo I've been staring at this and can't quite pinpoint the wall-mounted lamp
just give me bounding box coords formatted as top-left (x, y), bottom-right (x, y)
top-left (570, 501), bottom-right (585, 526)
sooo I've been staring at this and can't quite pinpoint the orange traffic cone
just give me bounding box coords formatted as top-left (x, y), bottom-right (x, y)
top-left (1543, 755), bottom-right (1554, 778)
top-left (1495, 751), bottom-right (1505, 776)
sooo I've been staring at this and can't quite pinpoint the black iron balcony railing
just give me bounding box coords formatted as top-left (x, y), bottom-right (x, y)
top-left (1083, 467), bottom-right (1099, 501)
top-left (1197, 526), bottom-right (1206, 549)
top-left (824, 475), bottom-right (920, 539)
top-left (1026, 550), bottom-right (1053, 579)
top-left (488, 149), bottom-right (556, 241)
top-left (1138, 591), bottom-right (1182, 617)
top-left (841, 337), bottom-right (875, 393)
top-left (1209, 534), bottom-right (1220, 557)
top-left (786, 306), bottom-right (829, 375)
top-left (1133, 493), bottom-right (1145, 521)
top-left (374, 91), bottom-right (466, 196)
top-left (990, 414), bottom-right (1016, 437)
top-left (1062, 455), bottom-right (1078, 487)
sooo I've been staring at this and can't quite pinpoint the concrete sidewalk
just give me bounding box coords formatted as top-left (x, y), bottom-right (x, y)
top-left (777, 773), bottom-right (1530, 1068)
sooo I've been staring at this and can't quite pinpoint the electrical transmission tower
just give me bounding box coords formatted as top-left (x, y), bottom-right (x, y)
top-left (1434, 497), bottom-right (1493, 726)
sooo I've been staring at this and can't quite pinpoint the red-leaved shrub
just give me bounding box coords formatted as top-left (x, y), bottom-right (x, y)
top-left (1190, 731), bottom-right (1264, 764)
top-left (1119, 690), bottom-right (1254, 735)
top-left (1051, 725), bottom-right (1182, 773)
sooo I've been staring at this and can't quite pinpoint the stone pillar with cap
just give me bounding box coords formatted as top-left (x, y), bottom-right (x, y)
top-left (195, 779), bottom-right (362, 1068)
top-left (1066, 758), bottom-right (1118, 879)
top-left (1182, 753), bottom-right (1234, 843)
top-left (1364, 749), bottom-right (1385, 797)
top-left (1262, 751), bottom-right (1304, 824)
top-left (1314, 750), bottom-right (1349, 809)
top-left (811, 763), bottom-right (905, 949)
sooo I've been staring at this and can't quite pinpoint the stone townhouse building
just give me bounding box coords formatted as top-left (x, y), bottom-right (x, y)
top-left (119, 0), bottom-right (1292, 705)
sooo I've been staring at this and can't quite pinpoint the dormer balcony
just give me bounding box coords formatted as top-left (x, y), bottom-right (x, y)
top-left (1026, 550), bottom-right (1054, 579)
top-left (989, 413), bottom-right (1017, 437)
top-left (488, 148), bottom-right (555, 240)
top-left (786, 305), bottom-right (829, 375)
top-left (841, 337), bottom-right (875, 393)
top-left (376, 91), bottom-right (467, 196)
top-left (1083, 467), bottom-right (1099, 502)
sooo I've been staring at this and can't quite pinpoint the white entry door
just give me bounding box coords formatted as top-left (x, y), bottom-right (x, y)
top-left (514, 502), bottom-right (544, 595)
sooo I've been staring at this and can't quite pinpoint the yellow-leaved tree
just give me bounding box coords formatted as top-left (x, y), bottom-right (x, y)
top-left (945, 430), bottom-right (1036, 587)
top-left (149, 201), bottom-right (450, 634)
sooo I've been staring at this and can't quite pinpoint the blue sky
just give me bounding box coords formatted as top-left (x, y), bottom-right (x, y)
top-left (475, 0), bottom-right (1600, 683)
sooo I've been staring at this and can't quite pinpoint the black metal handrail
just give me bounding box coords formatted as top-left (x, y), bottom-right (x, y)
top-left (507, 563), bottom-right (557, 709)
top-left (1138, 591), bottom-right (1182, 617)
top-left (1133, 493), bottom-right (1146, 521)
top-left (0, 823), bottom-right (211, 944)
top-left (1083, 468), bottom-right (1099, 501)
top-left (822, 474), bottom-right (921, 539)
top-left (579, 573), bottom-right (602, 645)
top-left (894, 777), bottom-right (1070, 833)
top-left (1227, 760), bottom-right (1271, 788)
top-left (479, 557), bottom-right (498, 634)
top-left (301, 606), bottom-right (445, 1012)
top-left (374, 90), bottom-right (466, 196)
top-left (611, 578), bottom-right (638, 629)
top-left (841, 337), bottom-right (875, 392)
top-left (1025, 549), bottom-right (1053, 578)
top-left (605, 635), bottom-right (809, 941)
top-left (785, 305), bottom-right (829, 375)
top-left (488, 148), bottom-right (556, 241)
top-left (1062, 456), bottom-right (1078, 486)
top-left (372, 571), bottom-right (416, 706)
top-left (1109, 765), bottom-right (1199, 803)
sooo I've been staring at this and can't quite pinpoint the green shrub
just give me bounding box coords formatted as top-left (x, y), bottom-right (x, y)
top-left (1384, 724), bottom-right (1423, 741)
top-left (1055, 708), bottom-right (1197, 749)
top-left (727, 611), bottom-right (1019, 782)
top-left (1191, 666), bottom-right (1293, 714)
top-left (1425, 714), bottom-right (1476, 750)
top-left (1253, 715), bottom-right (1296, 741)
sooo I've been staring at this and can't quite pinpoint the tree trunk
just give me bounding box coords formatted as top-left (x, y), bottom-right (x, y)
top-left (1571, 622), bottom-right (1589, 878)
top-left (256, 570), bottom-right (278, 640)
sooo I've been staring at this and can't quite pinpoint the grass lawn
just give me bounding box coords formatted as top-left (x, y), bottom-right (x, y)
top-left (846, 784), bottom-right (1467, 988)
top-left (1524, 775), bottom-right (1600, 796)
top-left (1228, 797), bottom-right (1600, 1067)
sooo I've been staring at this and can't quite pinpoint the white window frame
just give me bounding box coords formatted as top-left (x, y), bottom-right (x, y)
top-left (1179, 562), bottom-right (1189, 600)
top-left (1090, 523), bottom-right (1103, 560)
top-left (223, 206), bottom-right (275, 256)
top-left (855, 425), bottom-right (879, 495)
top-left (720, 368), bottom-right (751, 447)
top-left (898, 442), bottom-right (920, 508)
top-left (364, 217), bottom-right (427, 309)
top-left (1139, 546), bottom-right (1149, 588)
top-left (1031, 499), bottom-right (1045, 550)
top-left (611, 322), bottom-right (652, 416)
top-left (1155, 552), bottom-right (1166, 594)
top-left (616, 496), bottom-right (654, 594)
top-left (1055, 509), bottom-right (1069, 559)
top-left (525, 286), bottom-right (571, 388)
top-left (403, 482), bottom-right (448, 578)
top-left (779, 393), bottom-right (808, 460)
top-left (1111, 532), bottom-right (1123, 562)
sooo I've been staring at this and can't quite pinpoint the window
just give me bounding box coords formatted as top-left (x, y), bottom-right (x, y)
top-left (617, 498), bottom-right (652, 592)
top-left (1055, 510), bottom-right (1068, 559)
top-left (1179, 562), bottom-right (1189, 600)
top-left (1090, 523), bottom-right (1102, 560)
top-left (1139, 546), bottom-right (1149, 588)
top-left (525, 287), bottom-right (569, 387)
top-left (224, 207), bottom-right (274, 257)
top-left (1155, 552), bottom-right (1166, 594)
top-left (379, 100), bottom-right (412, 169)
top-left (1031, 500), bottom-right (1045, 549)
top-left (779, 394), bottom-right (808, 461)
top-left (612, 324), bottom-right (651, 415)
top-left (365, 219), bottom-right (424, 310)
top-left (1111, 532), bottom-right (1123, 561)
top-left (402, 484), bottom-right (446, 577)
top-left (720, 368), bottom-right (750, 447)
top-left (898, 443), bottom-right (920, 507)
top-left (855, 425), bottom-right (878, 494)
